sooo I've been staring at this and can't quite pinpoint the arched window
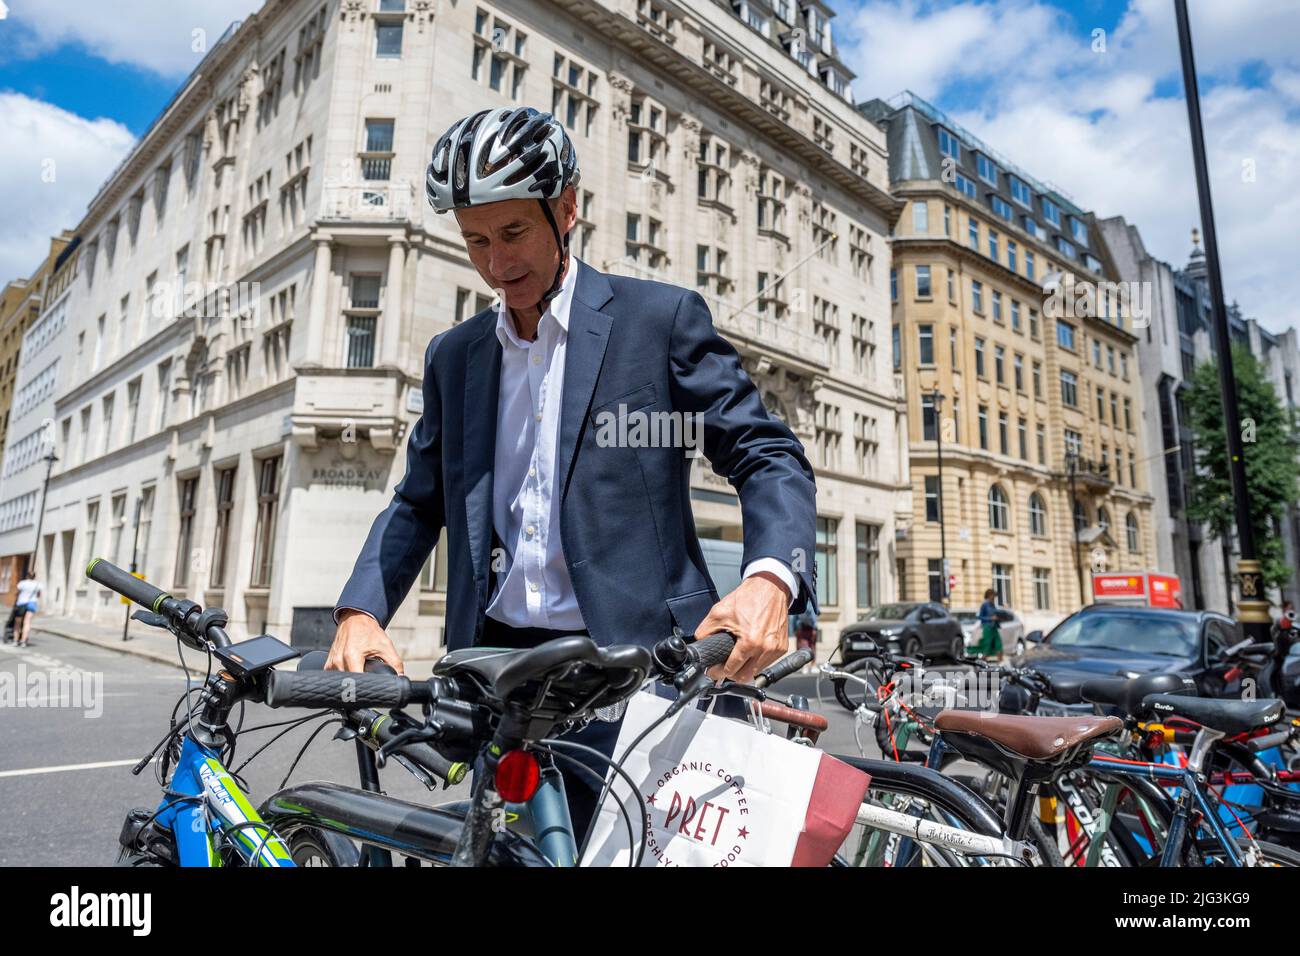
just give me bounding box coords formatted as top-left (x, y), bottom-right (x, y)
top-left (1073, 499), bottom-right (1088, 532)
top-left (1028, 492), bottom-right (1046, 537)
top-left (1097, 506), bottom-right (1110, 534)
top-left (988, 484), bottom-right (1010, 531)
top-left (1126, 512), bottom-right (1139, 552)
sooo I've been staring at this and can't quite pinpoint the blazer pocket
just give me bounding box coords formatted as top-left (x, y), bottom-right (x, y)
top-left (665, 588), bottom-right (719, 637)
top-left (590, 383), bottom-right (657, 421)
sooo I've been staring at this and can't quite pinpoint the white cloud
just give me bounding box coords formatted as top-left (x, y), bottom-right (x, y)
top-left (838, 0), bottom-right (1300, 333)
top-left (4, 0), bottom-right (260, 77)
top-left (0, 93), bottom-right (135, 283)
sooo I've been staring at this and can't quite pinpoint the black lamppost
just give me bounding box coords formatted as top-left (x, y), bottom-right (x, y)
top-left (1174, 0), bottom-right (1270, 639)
top-left (29, 449), bottom-right (58, 578)
top-left (1067, 451), bottom-right (1085, 607)
top-left (932, 388), bottom-right (949, 603)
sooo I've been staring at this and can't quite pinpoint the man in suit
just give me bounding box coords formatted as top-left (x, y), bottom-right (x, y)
top-left (328, 107), bottom-right (817, 838)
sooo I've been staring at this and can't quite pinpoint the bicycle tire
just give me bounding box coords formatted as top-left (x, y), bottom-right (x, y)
top-left (832, 658), bottom-right (882, 712)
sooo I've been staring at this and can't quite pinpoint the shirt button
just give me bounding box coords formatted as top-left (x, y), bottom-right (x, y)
top-left (525, 524), bottom-right (536, 536)
top-left (529, 582), bottom-right (540, 593)
top-left (535, 412), bottom-right (543, 422)
top-left (532, 355), bottom-right (541, 365)
top-left (529, 467), bottom-right (537, 478)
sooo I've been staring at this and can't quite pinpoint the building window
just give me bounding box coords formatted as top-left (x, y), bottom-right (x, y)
top-left (998, 411), bottom-right (1009, 454)
top-left (912, 200), bottom-right (928, 234)
top-left (472, 11), bottom-right (527, 99)
top-left (955, 173), bottom-right (977, 198)
top-left (988, 484), bottom-right (1010, 531)
top-left (1097, 506), bottom-right (1111, 535)
top-left (1042, 197), bottom-right (1061, 227)
top-left (137, 486), bottom-right (155, 580)
top-left (361, 119), bottom-right (394, 183)
top-left (375, 20), bottom-right (403, 57)
top-left (918, 323), bottom-right (934, 364)
top-left (856, 522), bottom-right (879, 610)
top-left (924, 474), bottom-right (940, 521)
top-left (1018, 417), bottom-right (1027, 459)
top-left (83, 500), bottom-right (101, 569)
top-left (1028, 493), bottom-right (1046, 536)
top-left (988, 229), bottom-right (999, 261)
top-left (971, 280), bottom-right (983, 314)
top-left (991, 195), bottom-right (1013, 220)
top-left (974, 337), bottom-right (986, 378)
top-left (1057, 320), bottom-right (1076, 350)
top-left (977, 153), bottom-right (998, 186)
top-left (1029, 309), bottom-right (1040, 340)
top-left (916, 265), bottom-right (932, 299)
top-left (816, 517), bottom-right (838, 606)
top-left (1013, 353), bottom-right (1024, 392)
top-left (1032, 568), bottom-right (1051, 610)
top-left (992, 563), bottom-right (1012, 606)
top-left (928, 558), bottom-right (945, 602)
top-left (994, 344), bottom-right (1005, 384)
top-left (210, 466), bottom-right (237, 588)
top-left (978, 405), bottom-right (988, 449)
top-left (251, 456), bottom-right (282, 588)
top-left (1060, 370), bottom-right (1078, 407)
top-left (1010, 176), bottom-right (1033, 207)
top-left (173, 476), bottom-right (198, 588)
top-left (968, 217), bottom-right (979, 249)
top-left (1074, 499), bottom-right (1088, 532)
top-left (1126, 512), bottom-right (1139, 552)
top-left (937, 127), bottom-right (960, 161)
top-left (1036, 423), bottom-right (1045, 464)
top-left (345, 274), bottom-right (381, 367)
top-left (1070, 217), bottom-right (1088, 245)
top-left (921, 393), bottom-right (937, 441)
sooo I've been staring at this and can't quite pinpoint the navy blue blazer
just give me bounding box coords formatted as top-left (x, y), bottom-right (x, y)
top-left (335, 260), bottom-right (818, 651)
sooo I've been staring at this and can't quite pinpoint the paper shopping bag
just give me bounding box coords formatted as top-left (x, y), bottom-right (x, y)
top-left (580, 691), bottom-right (870, 867)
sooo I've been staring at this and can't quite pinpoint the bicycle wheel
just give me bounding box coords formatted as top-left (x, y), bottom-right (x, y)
top-left (831, 658), bottom-right (883, 712)
top-left (286, 828), bottom-right (350, 867)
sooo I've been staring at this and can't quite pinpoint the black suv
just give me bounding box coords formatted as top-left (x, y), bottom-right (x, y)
top-left (839, 602), bottom-right (966, 663)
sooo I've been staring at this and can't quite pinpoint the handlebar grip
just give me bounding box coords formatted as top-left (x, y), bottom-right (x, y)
top-left (690, 632), bottom-right (737, 670)
top-left (264, 669), bottom-right (414, 710)
top-left (756, 648), bottom-right (813, 689)
top-left (366, 714), bottom-right (467, 785)
top-left (86, 558), bottom-right (170, 613)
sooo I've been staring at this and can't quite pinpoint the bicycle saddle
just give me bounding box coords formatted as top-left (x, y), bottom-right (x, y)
top-left (936, 710), bottom-right (1123, 763)
top-left (434, 646), bottom-right (532, 687)
top-left (1046, 673), bottom-right (1087, 705)
top-left (1138, 694), bottom-right (1285, 736)
top-left (1081, 673), bottom-right (1197, 718)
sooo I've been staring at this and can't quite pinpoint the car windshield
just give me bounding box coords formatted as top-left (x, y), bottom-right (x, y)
top-left (953, 611), bottom-right (978, 623)
top-left (863, 604), bottom-right (915, 621)
top-left (1047, 611), bottom-right (1198, 658)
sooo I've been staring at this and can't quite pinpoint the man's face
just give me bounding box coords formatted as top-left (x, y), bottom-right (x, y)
top-left (454, 188), bottom-right (577, 311)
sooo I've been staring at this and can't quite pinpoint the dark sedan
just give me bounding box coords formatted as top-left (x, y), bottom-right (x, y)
top-left (1007, 604), bottom-right (1273, 714)
top-left (839, 602), bottom-right (966, 663)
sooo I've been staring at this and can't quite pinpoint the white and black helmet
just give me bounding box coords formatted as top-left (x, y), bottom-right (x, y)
top-left (426, 107), bottom-right (580, 213)
top-left (427, 107), bottom-right (580, 307)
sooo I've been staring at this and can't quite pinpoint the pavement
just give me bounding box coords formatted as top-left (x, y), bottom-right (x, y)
top-left (3, 606), bottom-right (446, 679)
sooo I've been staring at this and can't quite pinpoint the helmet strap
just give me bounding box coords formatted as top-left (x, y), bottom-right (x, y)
top-left (535, 197), bottom-right (570, 313)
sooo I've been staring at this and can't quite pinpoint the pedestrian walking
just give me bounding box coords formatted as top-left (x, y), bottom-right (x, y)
top-left (12, 570), bottom-right (41, 648)
top-left (973, 588), bottom-right (1011, 662)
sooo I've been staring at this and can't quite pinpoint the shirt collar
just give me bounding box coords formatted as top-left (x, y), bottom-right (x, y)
top-left (494, 255), bottom-right (580, 349)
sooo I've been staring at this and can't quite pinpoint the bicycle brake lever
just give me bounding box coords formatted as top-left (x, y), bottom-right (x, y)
top-left (701, 679), bottom-right (766, 703)
top-left (375, 723), bottom-right (441, 768)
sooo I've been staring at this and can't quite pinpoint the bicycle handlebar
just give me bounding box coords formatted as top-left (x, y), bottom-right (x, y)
top-left (263, 669), bottom-right (429, 710)
top-left (86, 557), bottom-right (169, 613)
top-left (756, 648), bottom-right (813, 689)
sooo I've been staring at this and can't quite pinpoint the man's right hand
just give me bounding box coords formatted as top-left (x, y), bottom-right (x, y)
top-left (325, 609), bottom-right (405, 675)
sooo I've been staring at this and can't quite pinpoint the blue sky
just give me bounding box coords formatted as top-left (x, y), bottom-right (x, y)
top-left (1, 0), bottom-right (1297, 331)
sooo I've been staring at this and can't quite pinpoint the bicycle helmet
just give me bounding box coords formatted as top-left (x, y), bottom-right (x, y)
top-left (426, 108), bottom-right (581, 309)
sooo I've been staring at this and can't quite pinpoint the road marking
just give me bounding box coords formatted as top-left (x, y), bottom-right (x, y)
top-left (0, 758), bottom-right (155, 779)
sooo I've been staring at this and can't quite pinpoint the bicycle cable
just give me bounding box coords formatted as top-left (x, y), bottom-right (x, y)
top-left (534, 743), bottom-right (640, 868)
top-left (543, 737), bottom-right (649, 866)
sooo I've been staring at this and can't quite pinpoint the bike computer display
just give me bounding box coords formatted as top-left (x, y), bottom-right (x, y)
top-left (213, 635), bottom-right (300, 677)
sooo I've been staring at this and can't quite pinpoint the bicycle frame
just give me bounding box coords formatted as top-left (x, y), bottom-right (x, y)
top-left (158, 735), bottom-right (295, 867)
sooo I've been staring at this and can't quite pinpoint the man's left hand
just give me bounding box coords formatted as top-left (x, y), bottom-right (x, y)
top-left (694, 571), bottom-right (792, 684)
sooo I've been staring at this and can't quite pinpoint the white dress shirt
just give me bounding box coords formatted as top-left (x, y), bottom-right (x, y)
top-left (485, 256), bottom-right (796, 631)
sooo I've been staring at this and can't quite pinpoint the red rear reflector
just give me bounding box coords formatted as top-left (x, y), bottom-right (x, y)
top-left (495, 750), bottom-right (541, 803)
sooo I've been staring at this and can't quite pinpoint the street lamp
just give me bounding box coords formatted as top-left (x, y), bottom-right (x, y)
top-left (931, 388), bottom-right (949, 604)
top-left (1066, 450), bottom-right (1085, 606)
top-left (29, 448), bottom-right (58, 580)
top-left (1174, 0), bottom-right (1270, 640)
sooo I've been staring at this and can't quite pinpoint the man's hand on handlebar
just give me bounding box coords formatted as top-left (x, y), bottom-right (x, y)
top-left (694, 571), bottom-right (791, 684)
top-left (326, 609), bottom-right (405, 676)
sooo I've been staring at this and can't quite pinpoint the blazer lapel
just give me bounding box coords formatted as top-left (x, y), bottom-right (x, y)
top-left (463, 318), bottom-right (501, 589)
top-left (557, 302), bottom-right (611, 501)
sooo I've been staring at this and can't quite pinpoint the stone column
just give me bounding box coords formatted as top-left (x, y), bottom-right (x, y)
top-left (380, 235), bottom-right (407, 369)
top-left (303, 237), bottom-right (332, 367)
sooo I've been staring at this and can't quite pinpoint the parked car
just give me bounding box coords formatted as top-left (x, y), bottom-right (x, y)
top-left (1005, 604), bottom-right (1300, 714)
top-left (953, 607), bottom-right (1026, 657)
top-left (839, 602), bottom-right (966, 663)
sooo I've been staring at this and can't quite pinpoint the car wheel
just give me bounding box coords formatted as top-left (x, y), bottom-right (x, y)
top-left (949, 635), bottom-right (965, 661)
top-left (902, 635), bottom-right (922, 660)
